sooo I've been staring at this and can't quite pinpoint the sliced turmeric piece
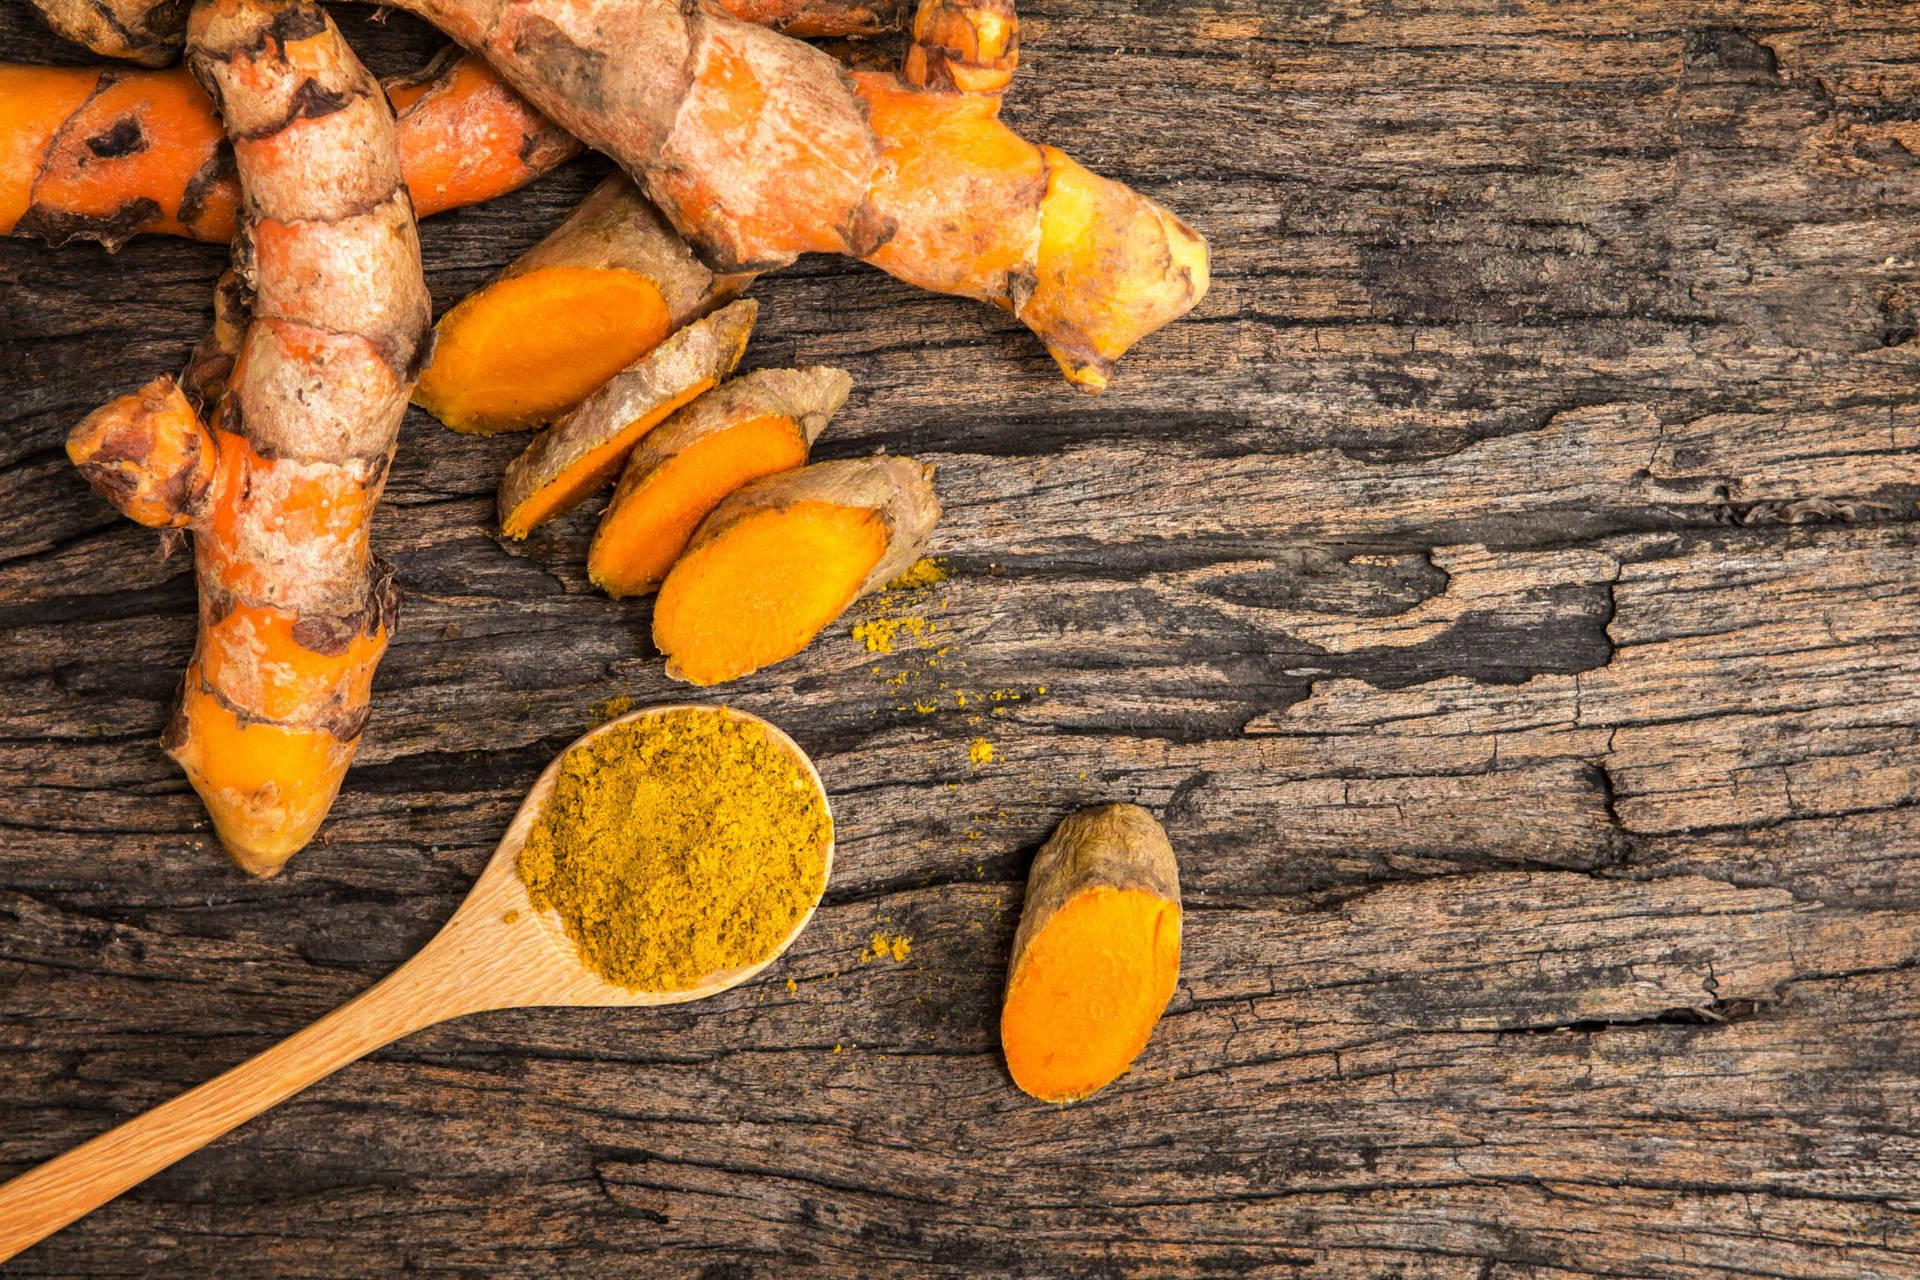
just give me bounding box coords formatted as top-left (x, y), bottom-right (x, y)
top-left (496, 299), bottom-right (757, 538)
top-left (416, 178), bottom-right (753, 435)
top-left (653, 456), bottom-right (940, 685)
top-left (1001, 804), bottom-right (1182, 1104)
top-left (588, 366), bottom-right (851, 597)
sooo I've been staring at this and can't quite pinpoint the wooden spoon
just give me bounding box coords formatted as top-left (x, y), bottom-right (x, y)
top-left (0, 703), bottom-right (832, 1261)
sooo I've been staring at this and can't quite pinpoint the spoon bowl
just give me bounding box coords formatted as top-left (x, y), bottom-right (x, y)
top-left (0, 703), bottom-right (831, 1261)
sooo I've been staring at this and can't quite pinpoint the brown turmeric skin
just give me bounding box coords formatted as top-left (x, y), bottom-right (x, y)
top-left (395, 0), bottom-right (1208, 390)
top-left (23, 0), bottom-right (908, 74)
top-left (519, 708), bottom-right (832, 992)
top-left (2, 53), bottom-right (576, 251)
top-left (68, 0), bottom-right (430, 874)
top-left (1001, 804), bottom-right (1182, 1103)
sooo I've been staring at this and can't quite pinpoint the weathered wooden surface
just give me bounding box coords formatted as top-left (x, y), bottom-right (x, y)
top-left (4, 0), bottom-right (1920, 1274)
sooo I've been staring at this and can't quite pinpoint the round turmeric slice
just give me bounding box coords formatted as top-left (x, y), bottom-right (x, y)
top-left (653, 456), bottom-right (940, 685)
top-left (1001, 804), bottom-right (1182, 1104)
top-left (588, 365), bottom-right (850, 597)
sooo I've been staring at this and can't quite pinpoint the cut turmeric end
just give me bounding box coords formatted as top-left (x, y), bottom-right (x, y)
top-left (1001, 886), bottom-right (1181, 1103)
top-left (588, 413), bottom-right (807, 597)
top-left (169, 672), bottom-right (358, 875)
top-left (498, 379), bottom-right (714, 537)
top-left (1028, 147), bottom-right (1210, 393)
top-left (654, 501), bottom-right (887, 685)
top-left (414, 266), bottom-right (674, 434)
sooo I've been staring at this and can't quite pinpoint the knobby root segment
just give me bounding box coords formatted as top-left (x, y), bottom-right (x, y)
top-left (1001, 804), bottom-right (1182, 1104)
top-left (653, 456), bottom-right (940, 686)
top-left (26, 0), bottom-right (185, 66)
top-left (497, 299), bottom-right (756, 538)
top-left (24, 0), bottom-right (906, 73)
top-left (394, 0), bottom-right (1208, 390)
top-left (67, 0), bottom-right (429, 875)
top-left (588, 365), bottom-right (850, 598)
top-left (1, 52), bottom-right (576, 251)
top-left (415, 178), bottom-right (750, 435)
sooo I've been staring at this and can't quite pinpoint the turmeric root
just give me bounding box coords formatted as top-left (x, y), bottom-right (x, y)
top-left (396, 0), bottom-right (1207, 389)
top-left (1001, 804), bottom-right (1182, 1104)
top-left (24, 0), bottom-right (906, 73)
top-left (588, 366), bottom-right (850, 597)
top-left (653, 456), bottom-right (939, 685)
top-left (497, 299), bottom-right (756, 538)
top-left (68, 0), bottom-right (430, 874)
top-left (2, 52), bottom-right (575, 250)
top-left (26, 0), bottom-right (183, 67)
top-left (415, 178), bottom-right (751, 435)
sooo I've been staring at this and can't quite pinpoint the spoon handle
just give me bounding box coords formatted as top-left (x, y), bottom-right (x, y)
top-left (0, 948), bottom-right (457, 1262)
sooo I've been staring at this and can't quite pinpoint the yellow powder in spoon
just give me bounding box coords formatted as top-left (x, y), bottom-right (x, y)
top-left (518, 708), bottom-right (830, 992)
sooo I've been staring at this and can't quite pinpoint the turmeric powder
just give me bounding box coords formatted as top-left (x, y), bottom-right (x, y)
top-left (518, 708), bottom-right (831, 992)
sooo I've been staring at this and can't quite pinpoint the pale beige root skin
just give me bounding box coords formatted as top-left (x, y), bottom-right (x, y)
top-left (27, 0), bottom-right (187, 66)
top-left (138, 0), bottom-right (432, 875)
top-left (495, 298), bottom-right (758, 537)
top-left (1003, 803), bottom-right (1183, 1102)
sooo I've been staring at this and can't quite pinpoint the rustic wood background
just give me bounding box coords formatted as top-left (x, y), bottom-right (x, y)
top-left (6, 1), bottom-right (1920, 1274)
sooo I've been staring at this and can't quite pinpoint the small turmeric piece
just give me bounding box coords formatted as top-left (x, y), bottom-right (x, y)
top-left (654, 457), bottom-right (941, 686)
top-left (588, 366), bottom-right (851, 597)
top-left (518, 707), bottom-right (831, 993)
top-left (1, 53), bottom-right (576, 250)
top-left (1001, 804), bottom-right (1182, 1103)
top-left (496, 300), bottom-right (756, 538)
top-left (415, 178), bottom-right (754, 435)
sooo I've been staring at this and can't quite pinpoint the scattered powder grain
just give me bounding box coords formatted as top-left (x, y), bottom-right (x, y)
top-left (518, 708), bottom-right (831, 992)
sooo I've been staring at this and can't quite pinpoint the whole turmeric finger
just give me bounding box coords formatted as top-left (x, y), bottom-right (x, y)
top-left (1001, 804), bottom-right (1182, 1104)
top-left (66, 0), bottom-right (431, 875)
top-left (415, 177), bottom-right (751, 435)
top-left (588, 365), bottom-right (851, 597)
top-left (497, 299), bottom-right (757, 538)
top-left (1, 53), bottom-right (577, 250)
top-left (23, 0), bottom-right (908, 71)
top-left (653, 456), bottom-right (940, 686)
top-left (394, 0), bottom-right (1208, 389)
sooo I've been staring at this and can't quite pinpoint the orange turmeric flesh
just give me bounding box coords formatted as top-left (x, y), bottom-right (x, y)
top-left (653, 501), bottom-right (887, 686)
top-left (1001, 885), bottom-right (1181, 1103)
top-left (588, 413), bottom-right (807, 597)
top-left (500, 380), bottom-right (712, 537)
top-left (413, 267), bottom-right (674, 435)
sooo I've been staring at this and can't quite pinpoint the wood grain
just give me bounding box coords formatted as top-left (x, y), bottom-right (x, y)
top-left (4, 0), bottom-right (1919, 1275)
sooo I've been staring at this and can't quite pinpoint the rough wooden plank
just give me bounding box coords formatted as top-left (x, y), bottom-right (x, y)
top-left (5, 0), bottom-right (1920, 1275)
